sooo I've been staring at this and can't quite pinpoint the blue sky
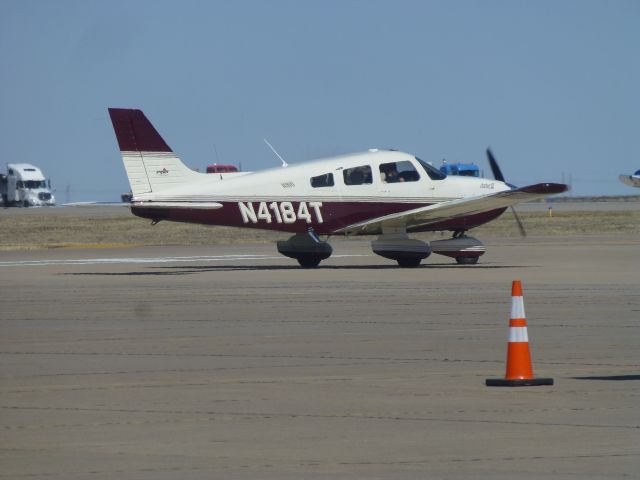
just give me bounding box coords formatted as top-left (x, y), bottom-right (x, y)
top-left (1, 0), bottom-right (638, 201)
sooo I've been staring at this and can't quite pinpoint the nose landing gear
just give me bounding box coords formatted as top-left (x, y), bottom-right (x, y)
top-left (431, 231), bottom-right (485, 265)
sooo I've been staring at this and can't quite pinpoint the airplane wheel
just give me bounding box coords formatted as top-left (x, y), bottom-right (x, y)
top-left (456, 256), bottom-right (479, 265)
top-left (396, 257), bottom-right (422, 268)
top-left (297, 255), bottom-right (322, 268)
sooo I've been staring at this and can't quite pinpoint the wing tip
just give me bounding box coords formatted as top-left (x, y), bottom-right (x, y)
top-left (519, 183), bottom-right (569, 195)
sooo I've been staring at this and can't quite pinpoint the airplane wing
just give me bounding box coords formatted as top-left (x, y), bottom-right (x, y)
top-left (337, 183), bottom-right (568, 234)
top-left (619, 175), bottom-right (640, 187)
top-left (60, 202), bottom-right (130, 207)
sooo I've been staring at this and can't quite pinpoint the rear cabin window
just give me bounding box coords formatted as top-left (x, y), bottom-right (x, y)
top-left (379, 160), bottom-right (420, 183)
top-left (310, 173), bottom-right (334, 188)
top-left (343, 165), bottom-right (373, 185)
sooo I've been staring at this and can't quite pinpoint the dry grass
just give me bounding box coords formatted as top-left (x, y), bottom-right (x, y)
top-left (0, 211), bottom-right (284, 250)
top-left (472, 210), bottom-right (640, 237)
top-left (0, 208), bottom-right (638, 250)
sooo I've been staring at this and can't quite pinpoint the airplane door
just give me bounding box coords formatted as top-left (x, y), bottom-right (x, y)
top-left (378, 159), bottom-right (428, 197)
top-left (378, 170), bottom-right (390, 197)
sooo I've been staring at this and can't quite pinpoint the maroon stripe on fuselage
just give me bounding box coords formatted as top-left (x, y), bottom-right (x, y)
top-left (131, 201), bottom-right (507, 235)
top-left (131, 201), bottom-right (424, 234)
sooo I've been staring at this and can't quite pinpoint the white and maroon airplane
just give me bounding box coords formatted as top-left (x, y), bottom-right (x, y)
top-left (108, 108), bottom-right (567, 268)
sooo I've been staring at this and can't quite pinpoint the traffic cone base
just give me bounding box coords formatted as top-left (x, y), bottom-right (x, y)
top-left (486, 280), bottom-right (553, 388)
top-left (486, 377), bottom-right (553, 387)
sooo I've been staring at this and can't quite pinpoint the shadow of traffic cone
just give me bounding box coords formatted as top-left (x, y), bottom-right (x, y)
top-left (486, 280), bottom-right (553, 387)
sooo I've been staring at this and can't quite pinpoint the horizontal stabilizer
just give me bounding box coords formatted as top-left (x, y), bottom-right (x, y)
top-left (131, 201), bottom-right (223, 210)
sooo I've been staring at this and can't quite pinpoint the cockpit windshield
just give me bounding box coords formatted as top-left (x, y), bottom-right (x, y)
top-left (415, 157), bottom-right (446, 180)
top-left (17, 180), bottom-right (47, 189)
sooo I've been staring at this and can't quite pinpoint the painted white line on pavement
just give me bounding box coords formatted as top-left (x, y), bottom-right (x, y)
top-left (0, 254), bottom-right (369, 267)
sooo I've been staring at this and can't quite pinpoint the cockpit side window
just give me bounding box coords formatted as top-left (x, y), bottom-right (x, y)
top-left (343, 165), bottom-right (373, 185)
top-left (379, 160), bottom-right (420, 183)
top-left (310, 173), bottom-right (334, 188)
top-left (416, 157), bottom-right (447, 180)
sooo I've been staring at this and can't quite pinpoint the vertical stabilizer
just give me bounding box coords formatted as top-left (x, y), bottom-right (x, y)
top-left (108, 108), bottom-right (202, 195)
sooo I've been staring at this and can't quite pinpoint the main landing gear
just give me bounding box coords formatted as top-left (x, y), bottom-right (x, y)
top-left (277, 229), bottom-right (333, 268)
top-left (276, 229), bottom-right (485, 268)
top-left (371, 233), bottom-right (431, 268)
top-left (370, 231), bottom-right (486, 267)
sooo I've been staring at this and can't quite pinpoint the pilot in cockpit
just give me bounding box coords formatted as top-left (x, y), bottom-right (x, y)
top-left (381, 165), bottom-right (399, 183)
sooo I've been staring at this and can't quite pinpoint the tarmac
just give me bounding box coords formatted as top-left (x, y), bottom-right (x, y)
top-left (1, 234), bottom-right (638, 479)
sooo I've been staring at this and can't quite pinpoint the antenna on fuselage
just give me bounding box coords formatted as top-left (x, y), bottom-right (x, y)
top-left (263, 138), bottom-right (288, 168)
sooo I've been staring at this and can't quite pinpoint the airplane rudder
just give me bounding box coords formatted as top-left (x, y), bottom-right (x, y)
top-left (108, 108), bottom-right (173, 153)
top-left (108, 108), bottom-right (201, 194)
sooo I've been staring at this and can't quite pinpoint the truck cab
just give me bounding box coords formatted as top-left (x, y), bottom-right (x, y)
top-left (439, 161), bottom-right (480, 178)
top-left (1, 163), bottom-right (56, 207)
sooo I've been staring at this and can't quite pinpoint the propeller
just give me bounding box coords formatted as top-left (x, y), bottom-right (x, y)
top-left (486, 148), bottom-right (527, 237)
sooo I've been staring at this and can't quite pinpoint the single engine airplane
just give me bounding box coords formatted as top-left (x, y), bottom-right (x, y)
top-left (108, 108), bottom-right (568, 268)
top-left (619, 170), bottom-right (640, 188)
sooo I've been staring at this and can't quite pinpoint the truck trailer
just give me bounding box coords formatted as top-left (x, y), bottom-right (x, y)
top-left (0, 163), bottom-right (56, 207)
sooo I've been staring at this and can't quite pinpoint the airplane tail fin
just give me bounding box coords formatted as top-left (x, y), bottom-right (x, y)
top-left (108, 108), bottom-right (202, 195)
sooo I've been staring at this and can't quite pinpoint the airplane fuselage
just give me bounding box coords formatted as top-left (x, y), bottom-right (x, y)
top-left (132, 200), bottom-right (507, 235)
top-left (130, 150), bottom-right (510, 235)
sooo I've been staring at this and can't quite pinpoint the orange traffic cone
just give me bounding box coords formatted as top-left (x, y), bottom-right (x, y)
top-left (486, 280), bottom-right (553, 387)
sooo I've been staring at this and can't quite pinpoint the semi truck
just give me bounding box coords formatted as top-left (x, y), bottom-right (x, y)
top-left (0, 163), bottom-right (56, 207)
